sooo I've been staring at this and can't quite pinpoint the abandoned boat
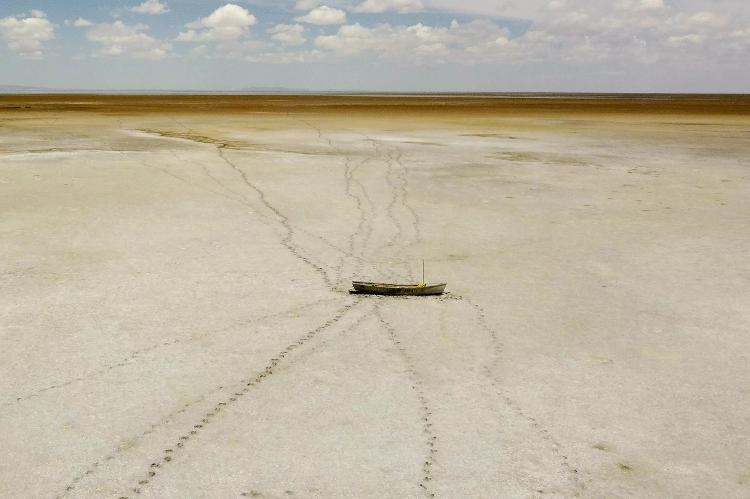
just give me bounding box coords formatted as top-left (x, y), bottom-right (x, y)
top-left (351, 281), bottom-right (447, 296)
top-left (351, 260), bottom-right (446, 296)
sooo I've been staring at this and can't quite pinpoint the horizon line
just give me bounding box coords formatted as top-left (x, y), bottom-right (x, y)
top-left (1, 89), bottom-right (749, 97)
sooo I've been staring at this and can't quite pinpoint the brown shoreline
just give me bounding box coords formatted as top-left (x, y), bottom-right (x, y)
top-left (1, 94), bottom-right (750, 115)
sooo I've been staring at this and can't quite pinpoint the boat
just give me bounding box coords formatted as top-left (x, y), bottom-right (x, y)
top-left (350, 260), bottom-right (446, 296)
top-left (351, 281), bottom-right (446, 296)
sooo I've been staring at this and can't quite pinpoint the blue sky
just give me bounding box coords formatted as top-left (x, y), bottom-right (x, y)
top-left (1, 0), bottom-right (748, 92)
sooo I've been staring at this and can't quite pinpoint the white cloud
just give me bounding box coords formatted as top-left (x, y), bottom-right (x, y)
top-left (51, 0), bottom-right (744, 73)
top-left (269, 24), bottom-right (306, 46)
top-left (639, 0), bottom-right (664, 9)
top-left (507, 1), bottom-right (747, 66)
top-left (548, 1), bottom-right (567, 10)
top-left (131, 0), bottom-right (170, 15)
top-left (295, 0), bottom-right (320, 9)
top-left (177, 4), bottom-right (257, 42)
top-left (419, 0), bottom-right (543, 18)
top-left (190, 44), bottom-right (209, 57)
top-left (86, 21), bottom-right (171, 59)
top-left (315, 20), bottom-right (510, 62)
top-left (0, 10), bottom-right (55, 59)
top-left (616, 0), bottom-right (664, 11)
top-left (315, 24), bottom-right (370, 55)
top-left (353, 0), bottom-right (424, 14)
top-left (73, 18), bottom-right (93, 28)
top-left (667, 33), bottom-right (706, 46)
top-left (245, 48), bottom-right (324, 64)
top-left (729, 27), bottom-right (750, 39)
top-left (301, 0), bottom-right (748, 68)
top-left (688, 11), bottom-right (728, 29)
top-left (296, 6), bottom-right (347, 25)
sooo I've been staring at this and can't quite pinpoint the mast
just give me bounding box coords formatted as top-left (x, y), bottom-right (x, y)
top-left (421, 259), bottom-right (425, 287)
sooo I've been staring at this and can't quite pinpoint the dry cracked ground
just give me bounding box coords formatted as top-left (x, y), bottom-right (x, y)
top-left (1, 96), bottom-right (749, 498)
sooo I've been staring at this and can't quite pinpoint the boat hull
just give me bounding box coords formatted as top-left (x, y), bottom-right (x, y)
top-left (351, 282), bottom-right (446, 296)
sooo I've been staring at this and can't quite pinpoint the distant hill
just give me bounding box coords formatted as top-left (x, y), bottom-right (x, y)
top-left (0, 85), bottom-right (318, 95)
top-left (236, 87), bottom-right (311, 94)
top-left (0, 85), bottom-right (55, 93)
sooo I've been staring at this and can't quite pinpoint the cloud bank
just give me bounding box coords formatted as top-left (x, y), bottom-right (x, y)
top-left (0, 10), bottom-right (55, 59)
top-left (1, 1), bottom-right (748, 91)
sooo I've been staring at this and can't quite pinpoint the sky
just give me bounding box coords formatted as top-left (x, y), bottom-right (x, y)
top-left (0, 0), bottom-right (749, 92)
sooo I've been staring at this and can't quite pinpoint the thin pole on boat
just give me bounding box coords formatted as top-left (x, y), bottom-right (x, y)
top-left (421, 259), bottom-right (425, 287)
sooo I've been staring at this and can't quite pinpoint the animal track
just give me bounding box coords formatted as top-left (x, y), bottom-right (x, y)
top-left (337, 152), bottom-right (376, 283)
top-left (290, 123), bottom-right (425, 285)
top-left (376, 306), bottom-right (437, 498)
top-left (218, 146), bottom-right (335, 289)
top-left (119, 301), bottom-right (361, 496)
top-left (137, 127), bottom-right (345, 290)
top-left (391, 146), bottom-right (422, 246)
top-left (466, 298), bottom-right (585, 496)
top-left (364, 138), bottom-right (422, 282)
top-left (52, 123), bottom-right (428, 498)
top-left (4, 298), bottom-right (339, 411)
top-left (295, 120), bottom-right (381, 285)
top-left (57, 385), bottom-right (227, 499)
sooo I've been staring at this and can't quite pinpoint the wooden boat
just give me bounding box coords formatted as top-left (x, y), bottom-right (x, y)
top-left (351, 281), bottom-right (446, 296)
top-left (351, 260), bottom-right (446, 296)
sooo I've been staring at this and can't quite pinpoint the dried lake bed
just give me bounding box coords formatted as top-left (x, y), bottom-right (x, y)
top-left (1, 95), bottom-right (749, 498)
